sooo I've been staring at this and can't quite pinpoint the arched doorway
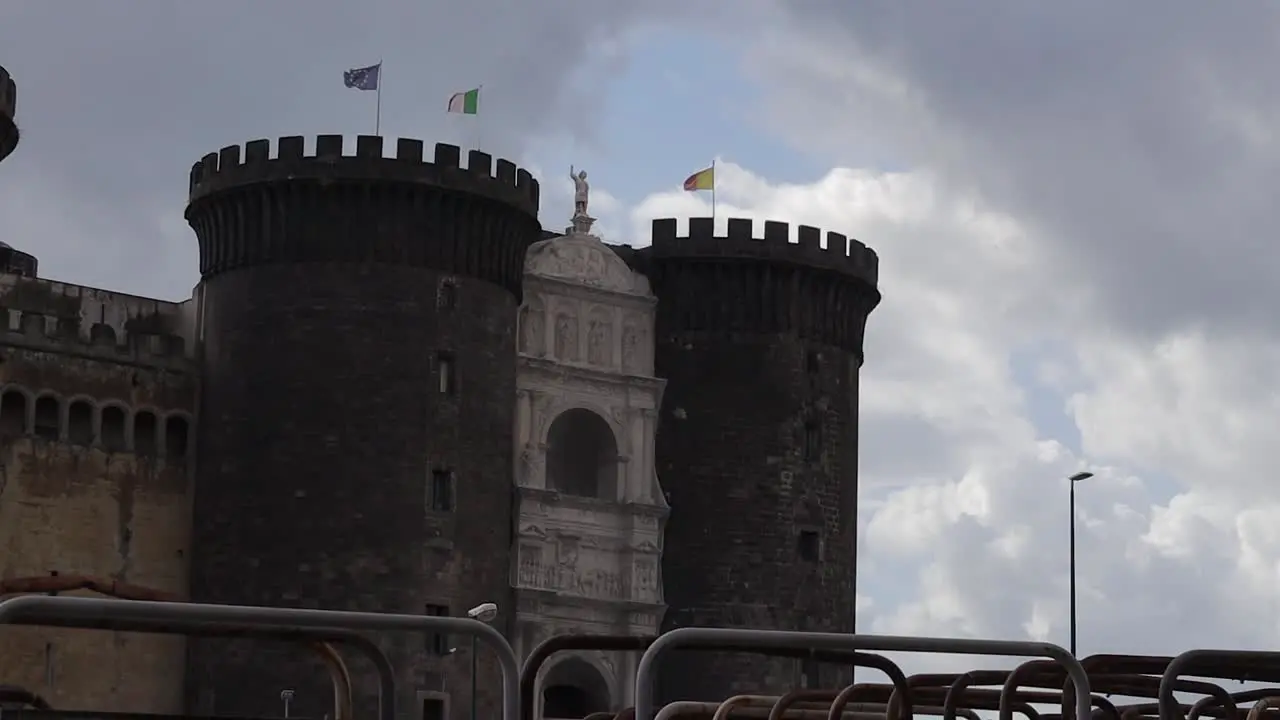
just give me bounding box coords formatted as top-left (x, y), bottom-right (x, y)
top-left (541, 656), bottom-right (611, 720)
top-left (546, 408), bottom-right (618, 500)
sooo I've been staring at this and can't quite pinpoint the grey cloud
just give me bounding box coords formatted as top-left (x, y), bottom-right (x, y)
top-left (0, 1), bottom-right (715, 298)
top-left (770, 2), bottom-right (1280, 339)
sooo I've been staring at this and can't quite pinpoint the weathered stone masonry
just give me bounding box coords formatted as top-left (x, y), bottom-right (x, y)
top-left (636, 217), bottom-right (880, 701)
top-left (183, 135), bottom-right (541, 720)
top-left (0, 58), bottom-right (884, 715)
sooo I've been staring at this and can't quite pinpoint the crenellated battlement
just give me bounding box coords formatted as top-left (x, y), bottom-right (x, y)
top-left (644, 217), bottom-right (881, 357)
top-left (0, 274), bottom-right (194, 367)
top-left (185, 135), bottom-right (542, 294)
top-left (649, 217), bottom-right (879, 288)
top-left (0, 64), bottom-right (18, 163)
top-left (188, 135), bottom-right (539, 216)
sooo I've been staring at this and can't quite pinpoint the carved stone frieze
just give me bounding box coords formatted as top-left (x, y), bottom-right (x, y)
top-left (554, 310), bottom-right (578, 361)
top-left (587, 311), bottom-right (613, 367)
top-left (525, 234), bottom-right (642, 296)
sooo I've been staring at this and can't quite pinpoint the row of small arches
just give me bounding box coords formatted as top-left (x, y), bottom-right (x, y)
top-left (0, 386), bottom-right (191, 458)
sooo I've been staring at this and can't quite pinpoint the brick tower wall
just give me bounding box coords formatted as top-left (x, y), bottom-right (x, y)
top-left (183, 135), bottom-right (540, 720)
top-left (643, 217), bottom-right (880, 701)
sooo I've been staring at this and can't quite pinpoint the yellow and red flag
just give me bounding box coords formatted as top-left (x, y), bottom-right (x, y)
top-left (683, 166), bottom-right (715, 191)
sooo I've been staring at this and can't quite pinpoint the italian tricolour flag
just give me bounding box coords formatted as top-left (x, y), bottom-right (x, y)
top-left (447, 88), bottom-right (480, 115)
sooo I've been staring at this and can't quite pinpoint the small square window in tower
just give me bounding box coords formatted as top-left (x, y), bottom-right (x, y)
top-left (422, 696), bottom-right (446, 720)
top-left (436, 353), bottom-right (456, 394)
top-left (424, 604), bottom-right (450, 655)
top-left (798, 529), bottom-right (822, 562)
top-left (430, 470), bottom-right (454, 512)
top-left (806, 349), bottom-right (821, 374)
top-left (803, 420), bottom-right (821, 460)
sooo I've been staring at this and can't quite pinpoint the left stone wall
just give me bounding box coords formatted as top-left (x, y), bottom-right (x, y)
top-left (0, 276), bottom-right (196, 714)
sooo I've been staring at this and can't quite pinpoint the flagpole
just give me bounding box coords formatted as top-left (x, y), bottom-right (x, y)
top-left (711, 158), bottom-right (717, 225)
top-left (475, 84), bottom-right (484, 150)
top-left (375, 59), bottom-right (383, 135)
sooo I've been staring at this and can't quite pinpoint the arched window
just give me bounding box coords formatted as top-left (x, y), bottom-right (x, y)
top-left (165, 415), bottom-right (189, 459)
top-left (134, 411), bottom-right (158, 455)
top-left (545, 409), bottom-right (618, 500)
top-left (32, 395), bottom-right (59, 441)
top-left (541, 657), bottom-right (611, 720)
top-left (101, 405), bottom-right (127, 452)
top-left (67, 400), bottom-right (94, 445)
top-left (0, 389), bottom-right (26, 436)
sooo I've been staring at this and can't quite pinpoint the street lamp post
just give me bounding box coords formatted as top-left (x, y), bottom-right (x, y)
top-left (1068, 471), bottom-right (1093, 657)
top-left (467, 602), bottom-right (499, 720)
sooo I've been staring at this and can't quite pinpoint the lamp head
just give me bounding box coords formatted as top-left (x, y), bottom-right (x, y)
top-left (1069, 471), bottom-right (1094, 483)
top-left (467, 601), bottom-right (499, 622)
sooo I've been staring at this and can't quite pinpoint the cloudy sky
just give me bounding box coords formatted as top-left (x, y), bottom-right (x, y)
top-left (5, 0), bottom-right (1280, 684)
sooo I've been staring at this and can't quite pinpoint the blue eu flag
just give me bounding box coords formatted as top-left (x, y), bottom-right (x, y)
top-left (343, 63), bottom-right (380, 91)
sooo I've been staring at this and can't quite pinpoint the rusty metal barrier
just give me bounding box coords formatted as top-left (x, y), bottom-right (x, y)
top-left (519, 634), bottom-right (911, 720)
top-left (633, 628), bottom-right (1091, 720)
top-left (1192, 691), bottom-right (1280, 720)
top-left (0, 599), bottom-right (394, 720)
top-left (1246, 699), bottom-right (1280, 720)
top-left (1159, 651), bottom-right (1280, 720)
top-left (0, 595), bottom-right (522, 720)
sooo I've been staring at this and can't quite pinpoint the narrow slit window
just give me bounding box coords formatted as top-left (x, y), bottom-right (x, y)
top-left (437, 353), bottom-right (456, 395)
top-left (430, 470), bottom-right (454, 512)
top-left (424, 604), bottom-right (450, 654)
top-left (803, 420), bottom-right (820, 460)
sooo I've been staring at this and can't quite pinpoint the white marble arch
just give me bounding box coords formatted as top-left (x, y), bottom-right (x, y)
top-left (540, 401), bottom-right (624, 453)
top-left (541, 404), bottom-right (624, 501)
top-left (535, 651), bottom-right (619, 720)
top-left (513, 220), bottom-right (668, 713)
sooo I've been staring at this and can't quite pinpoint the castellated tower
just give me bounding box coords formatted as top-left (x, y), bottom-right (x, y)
top-left (0, 64), bottom-right (17, 164)
top-left (644, 217), bottom-right (880, 701)
top-left (0, 64), bottom-right (36, 278)
top-left (183, 135), bottom-right (541, 720)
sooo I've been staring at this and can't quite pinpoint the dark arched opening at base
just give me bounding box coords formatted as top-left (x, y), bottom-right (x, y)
top-left (541, 657), bottom-right (611, 720)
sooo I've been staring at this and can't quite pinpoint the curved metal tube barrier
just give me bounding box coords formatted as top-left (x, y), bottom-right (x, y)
top-left (714, 695), bottom-right (782, 720)
top-left (1159, 651), bottom-right (1280, 720)
top-left (1246, 698), bottom-right (1280, 720)
top-left (0, 600), bottom-right (396, 720)
top-left (633, 628), bottom-right (1090, 720)
top-left (520, 634), bottom-right (910, 720)
top-left (650, 700), bottom-right (974, 720)
top-left (312, 637), bottom-right (356, 720)
top-left (1191, 691), bottom-right (1280, 720)
top-left (0, 594), bottom-right (520, 720)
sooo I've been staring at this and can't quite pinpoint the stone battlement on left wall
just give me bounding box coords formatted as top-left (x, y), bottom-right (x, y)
top-left (0, 274), bottom-right (194, 366)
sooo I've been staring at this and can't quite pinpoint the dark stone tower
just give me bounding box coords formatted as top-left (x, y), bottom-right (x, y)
top-left (644, 217), bottom-right (880, 700)
top-left (184, 135), bottom-right (540, 720)
top-left (0, 64), bottom-right (36, 279)
top-left (0, 64), bottom-right (16, 164)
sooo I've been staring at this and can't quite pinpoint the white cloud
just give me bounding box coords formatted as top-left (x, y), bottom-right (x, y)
top-left (620, 152), bottom-right (1280, 675)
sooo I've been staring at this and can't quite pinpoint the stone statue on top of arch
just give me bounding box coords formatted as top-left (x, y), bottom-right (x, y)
top-left (569, 164), bottom-right (596, 235)
top-left (570, 165), bottom-right (589, 216)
